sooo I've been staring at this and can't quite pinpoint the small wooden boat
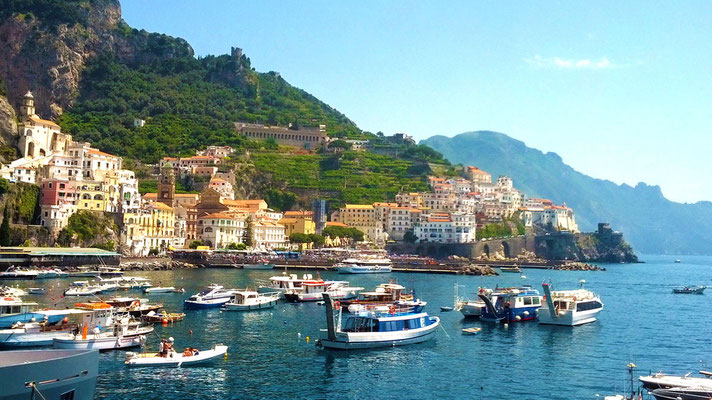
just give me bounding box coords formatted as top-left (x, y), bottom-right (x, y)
top-left (125, 344), bottom-right (228, 367)
top-left (142, 311), bottom-right (186, 323)
top-left (461, 327), bottom-right (482, 335)
top-left (672, 286), bottom-right (705, 294)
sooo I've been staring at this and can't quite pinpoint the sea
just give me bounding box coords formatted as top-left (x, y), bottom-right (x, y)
top-left (7, 254), bottom-right (712, 399)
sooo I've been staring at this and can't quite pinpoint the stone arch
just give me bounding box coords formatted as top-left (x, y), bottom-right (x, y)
top-left (27, 142), bottom-right (35, 158)
top-left (93, 194), bottom-right (103, 200)
top-left (483, 244), bottom-right (490, 257)
top-left (39, 149), bottom-right (46, 157)
top-left (502, 241), bottom-right (511, 258)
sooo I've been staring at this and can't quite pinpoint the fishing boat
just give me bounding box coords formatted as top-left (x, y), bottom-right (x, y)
top-left (0, 308), bottom-right (104, 348)
top-left (478, 286), bottom-right (542, 323)
top-left (184, 285), bottom-right (237, 309)
top-left (144, 286), bottom-right (184, 294)
top-left (456, 287), bottom-right (493, 318)
top-left (334, 256), bottom-right (393, 274)
top-left (284, 281), bottom-right (363, 302)
top-left (499, 266), bottom-right (522, 273)
top-left (317, 294), bottom-right (440, 350)
top-left (257, 273), bottom-right (323, 296)
top-left (141, 311), bottom-right (186, 324)
top-left (0, 297), bottom-right (68, 328)
top-left (125, 344), bottom-right (228, 367)
top-left (538, 281), bottom-right (604, 326)
top-left (221, 291), bottom-right (280, 311)
top-left (0, 349), bottom-right (99, 400)
top-left (672, 286), bottom-right (705, 294)
top-left (461, 327), bottom-right (481, 335)
top-left (242, 261), bottom-right (275, 270)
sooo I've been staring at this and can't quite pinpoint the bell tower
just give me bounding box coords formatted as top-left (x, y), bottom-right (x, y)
top-left (20, 91), bottom-right (36, 120)
top-left (158, 164), bottom-right (175, 207)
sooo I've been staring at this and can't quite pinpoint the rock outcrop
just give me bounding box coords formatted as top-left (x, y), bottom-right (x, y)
top-left (534, 223), bottom-right (639, 263)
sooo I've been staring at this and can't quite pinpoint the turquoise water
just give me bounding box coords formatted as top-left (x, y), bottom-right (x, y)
top-left (10, 255), bottom-right (712, 399)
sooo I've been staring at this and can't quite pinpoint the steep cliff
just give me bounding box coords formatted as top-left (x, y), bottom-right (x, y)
top-left (534, 225), bottom-right (639, 263)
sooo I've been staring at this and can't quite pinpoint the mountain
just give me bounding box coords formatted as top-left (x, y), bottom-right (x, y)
top-left (423, 131), bottom-right (712, 255)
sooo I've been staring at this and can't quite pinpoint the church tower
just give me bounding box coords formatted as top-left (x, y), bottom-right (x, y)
top-left (19, 91), bottom-right (36, 120)
top-left (158, 164), bottom-right (175, 207)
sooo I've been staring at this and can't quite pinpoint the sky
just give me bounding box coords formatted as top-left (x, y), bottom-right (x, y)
top-left (121, 1), bottom-right (712, 203)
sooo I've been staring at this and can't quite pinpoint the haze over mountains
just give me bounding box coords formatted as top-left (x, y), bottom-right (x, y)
top-left (423, 131), bottom-right (712, 255)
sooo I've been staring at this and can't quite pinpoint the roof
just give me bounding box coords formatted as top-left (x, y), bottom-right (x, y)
top-left (428, 218), bottom-right (451, 222)
top-left (344, 204), bottom-right (374, 210)
top-left (278, 218), bottom-right (298, 224)
top-left (325, 221), bottom-right (348, 227)
top-left (284, 210), bottom-right (313, 217)
top-left (373, 202), bottom-right (397, 207)
top-left (182, 156), bottom-right (216, 160)
top-left (27, 116), bottom-right (60, 128)
top-left (88, 149), bottom-right (119, 158)
top-left (151, 202), bottom-right (173, 211)
top-left (466, 166), bottom-right (490, 174)
top-left (201, 212), bottom-right (235, 220)
top-left (209, 178), bottom-right (227, 184)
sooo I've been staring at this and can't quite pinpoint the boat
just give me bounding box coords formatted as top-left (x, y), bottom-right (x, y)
top-left (144, 286), bottom-right (184, 294)
top-left (68, 266), bottom-right (124, 278)
top-left (242, 261), bottom-right (275, 270)
top-left (461, 327), bottom-right (481, 335)
top-left (141, 311), bottom-right (186, 324)
top-left (0, 267), bottom-right (38, 280)
top-left (674, 259), bottom-right (681, 263)
top-left (650, 387), bottom-right (712, 400)
top-left (257, 273), bottom-right (324, 296)
top-left (440, 306), bottom-right (453, 312)
top-left (538, 281), bottom-right (604, 326)
top-left (26, 287), bottom-right (45, 295)
top-left (639, 371), bottom-right (712, 391)
top-left (0, 286), bottom-right (27, 297)
top-left (284, 281), bottom-right (363, 302)
top-left (317, 293), bottom-right (440, 350)
top-left (125, 344), bottom-right (228, 367)
top-left (63, 285), bottom-right (104, 296)
top-left (334, 256), bottom-right (393, 274)
top-left (184, 285), bottom-right (237, 309)
top-left (499, 266), bottom-right (522, 273)
top-left (672, 286), bottom-right (705, 294)
top-left (339, 282), bottom-right (413, 309)
top-left (221, 291), bottom-right (280, 311)
top-left (0, 297), bottom-right (68, 328)
top-left (0, 308), bottom-right (103, 348)
top-left (52, 318), bottom-right (153, 351)
top-left (456, 287), bottom-right (493, 318)
top-left (104, 298), bottom-right (163, 317)
top-left (36, 268), bottom-right (68, 279)
top-left (478, 286), bottom-right (542, 323)
top-left (0, 349), bottom-right (98, 400)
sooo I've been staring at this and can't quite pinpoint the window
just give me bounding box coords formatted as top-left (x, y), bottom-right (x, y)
top-left (59, 390), bottom-right (75, 400)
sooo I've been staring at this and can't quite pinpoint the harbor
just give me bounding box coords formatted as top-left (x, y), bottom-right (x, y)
top-left (0, 254), bottom-right (709, 399)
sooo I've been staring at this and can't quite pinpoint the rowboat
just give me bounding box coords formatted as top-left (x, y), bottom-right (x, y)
top-left (461, 327), bottom-right (481, 335)
top-left (125, 344), bottom-right (228, 367)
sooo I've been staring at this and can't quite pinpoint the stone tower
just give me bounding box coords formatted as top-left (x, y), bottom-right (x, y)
top-left (20, 91), bottom-right (36, 120)
top-left (158, 164), bottom-right (175, 207)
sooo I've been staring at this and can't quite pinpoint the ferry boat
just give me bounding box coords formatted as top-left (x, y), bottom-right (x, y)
top-left (478, 286), bottom-right (542, 323)
top-left (284, 281), bottom-right (363, 302)
top-left (222, 290), bottom-right (280, 311)
top-left (0, 297), bottom-right (67, 328)
top-left (335, 256), bottom-right (393, 274)
top-left (0, 349), bottom-right (98, 400)
top-left (257, 273), bottom-right (324, 296)
top-left (317, 294), bottom-right (440, 350)
top-left (538, 282), bottom-right (604, 326)
top-left (184, 285), bottom-right (237, 309)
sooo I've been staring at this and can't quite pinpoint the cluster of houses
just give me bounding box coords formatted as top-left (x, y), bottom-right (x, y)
top-left (330, 166), bottom-right (578, 245)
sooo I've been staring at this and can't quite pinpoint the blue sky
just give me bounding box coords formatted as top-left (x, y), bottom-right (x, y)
top-left (121, 1), bottom-right (712, 203)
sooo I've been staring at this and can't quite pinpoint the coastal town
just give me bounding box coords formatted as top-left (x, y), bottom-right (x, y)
top-left (0, 92), bottom-right (579, 258)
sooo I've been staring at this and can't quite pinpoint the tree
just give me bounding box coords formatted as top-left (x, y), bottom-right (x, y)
top-left (308, 234), bottom-right (325, 247)
top-left (263, 137), bottom-right (278, 150)
top-left (328, 139), bottom-right (352, 152)
top-left (403, 229), bottom-right (417, 243)
top-left (188, 240), bottom-right (204, 249)
top-left (289, 233), bottom-right (310, 243)
top-left (243, 217), bottom-right (254, 248)
top-left (322, 225), bottom-right (364, 241)
top-left (0, 206), bottom-right (10, 246)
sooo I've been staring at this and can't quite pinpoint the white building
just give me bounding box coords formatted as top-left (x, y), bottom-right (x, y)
top-left (413, 212), bottom-right (476, 244)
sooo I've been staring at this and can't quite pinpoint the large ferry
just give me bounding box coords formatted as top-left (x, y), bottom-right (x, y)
top-left (317, 294), bottom-right (440, 350)
top-left (538, 282), bottom-right (604, 326)
top-left (0, 349), bottom-right (98, 400)
top-left (478, 286), bottom-right (542, 323)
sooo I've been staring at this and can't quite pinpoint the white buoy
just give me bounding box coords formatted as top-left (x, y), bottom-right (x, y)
top-left (520, 275), bottom-right (527, 279)
top-left (515, 315), bottom-right (521, 321)
top-left (523, 311), bottom-right (529, 317)
top-left (503, 323), bottom-right (509, 329)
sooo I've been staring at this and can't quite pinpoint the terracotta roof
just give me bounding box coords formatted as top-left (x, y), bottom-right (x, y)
top-left (410, 209), bottom-right (422, 213)
top-left (201, 212), bottom-right (235, 220)
top-left (209, 178), bottom-right (227, 184)
top-left (183, 156), bottom-right (216, 160)
top-left (28, 116), bottom-right (60, 128)
top-left (325, 221), bottom-right (348, 227)
top-left (428, 218), bottom-right (451, 222)
top-left (88, 149), bottom-right (119, 158)
top-left (151, 202), bottom-right (173, 211)
top-left (278, 218), bottom-right (298, 224)
top-left (284, 210), bottom-right (313, 217)
top-left (344, 204), bottom-right (373, 210)
top-left (373, 202), bottom-right (397, 207)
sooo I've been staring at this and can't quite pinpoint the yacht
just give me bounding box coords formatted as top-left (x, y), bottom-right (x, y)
top-left (284, 281), bottom-right (363, 302)
top-left (538, 282), bottom-right (604, 326)
top-left (0, 349), bottom-right (98, 400)
top-left (335, 256), bottom-right (393, 274)
top-left (257, 273), bottom-right (323, 296)
top-left (639, 371), bottom-right (712, 391)
top-left (184, 285), bottom-right (238, 309)
top-left (478, 286), bottom-right (542, 323)
top-left (317, 293), bottom-right (440, 350)
top-left (0, 267), bottom-right (39, 280)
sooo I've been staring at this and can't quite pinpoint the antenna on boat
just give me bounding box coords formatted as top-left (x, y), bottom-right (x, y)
top-left (626, 362), bottom-right (637, 400)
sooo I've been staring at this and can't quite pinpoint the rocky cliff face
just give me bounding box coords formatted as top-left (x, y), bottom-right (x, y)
top-left (534, 226), bottom-right (639, 263)
top-left (0, 95), bottom-right (18, 148)
top-left (0, 0), bottom-right (193, 118)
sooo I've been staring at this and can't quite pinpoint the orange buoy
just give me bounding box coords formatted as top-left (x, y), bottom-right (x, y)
top-left (62, 317), bottom-right (69, 324)
top-left (162, 318), bottom-right (168, 324)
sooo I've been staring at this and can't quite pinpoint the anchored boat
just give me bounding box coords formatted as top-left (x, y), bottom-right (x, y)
top-left (478, 285), bottom-right (542, 323)
top-left (538, 281), bottom-right (604, 326)
top-left (125, 344), bottom-right (228, 367)
top-left (317, 293), bottom-right (440, 350)
top-left (184, 285), bottom-right (237, 309)
top-left (284, 281), bottom-right (363, 302)
top-left (672, 286), bottom-right (705, 294)
top-left (334, 256), bottom-right (393, 274)
top-left (221, 290), bottom-right (280, 311)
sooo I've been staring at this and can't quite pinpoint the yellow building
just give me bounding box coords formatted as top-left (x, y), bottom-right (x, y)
top-left (122, 202), bottom-right (175, 255)
top-left (76, 181), bottom-right (108, 211)
top-left (279, 210), bottom-right (316, 237)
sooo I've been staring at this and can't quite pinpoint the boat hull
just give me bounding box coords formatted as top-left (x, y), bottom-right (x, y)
top-left (242, 263), bottom-right (274, 270)
top-left (285, 290), bottom-right (359, 302)
top-left (538, 307), bottom-right (602, 326)
top-left (320, 317), bottom-right (440, 350)
top-left (126, 345), bottom-right (228, 367)
top-left (222, 299), bottom-right (278, 311)
top-left (0, 349), bottom-right (98, 400)
top-left (0, 313), bottom-right (65, 328)
top-left (184, 298), bottom-right (231, 309)
top-left (53, 335), bottom-right (145, 350)
top-left (336, 266), bottom-right (392, 274)
top-left (459, 302), bottom-right (484, 318)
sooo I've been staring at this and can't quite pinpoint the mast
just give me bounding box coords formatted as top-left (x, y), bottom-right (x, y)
top-left (322, 293), bottom-right (336, 340)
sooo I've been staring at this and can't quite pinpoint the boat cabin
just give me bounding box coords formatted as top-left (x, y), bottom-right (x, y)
top-left (341, 313), bottom-right (432, 333)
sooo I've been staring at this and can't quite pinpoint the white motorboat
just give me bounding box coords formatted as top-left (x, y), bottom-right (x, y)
top-left (538, 282), bottom-right (604, 326)
top-left (0, 267), bottom-right (39, 280)
top-left (64, 285), bottom-right (104, 296)
top-left (222, 291), bottom-right (280, 311)
top-left (144, 286), bottom-right (184, 294)
top-left (284, 281), bottom-right (363, 302)
top-left (68, 267), bottom-right (123, 278)
top-left (125, 344), bottom-right (228, 367)
top-left (184, 285), bottom-right (237, 309)
top-left (26, 287), bottom-right (45, 295)
top-left (640, 371), bottom-right (712, 391)
top-left (335, 257), bottom-right (393, 274)
top-left (317, 294), bottom-right (440, 350)
top-left (52, 321), bottom-right (152, 350)
top-left (455, 286), bottom-right (491, 318)
top-left (257, 273), bottom-right (323, 296)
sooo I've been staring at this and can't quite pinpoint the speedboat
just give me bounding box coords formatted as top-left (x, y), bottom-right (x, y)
top-left (26, 288), bottom-right (45, 295)
top-left (640, 371), bottom-right (712, 391)
top-left (284, 281), bottom-right (363, 302)
top-left (317, 293), bottom-right (440, 350)
top-left (125, 344), bottom-right (228, 367)
top-left (673, 286), bottom-right (705, 294)
top-left (257, 273), bottom-right (323, 296)
top-left (63, 285), bottom-right (104, 296)
top-left (538, 282), bottom-right (604, 326)
top-left (650, 387), bottom-right (712, 400)
top-left (221, 291), bottom-right (280, 311)
top-left (478, 286), bottom-right (542, 323)
top-left (184, 285), bottom-right (237, 309)
top-left (335, 257), bottom-right (393, 274)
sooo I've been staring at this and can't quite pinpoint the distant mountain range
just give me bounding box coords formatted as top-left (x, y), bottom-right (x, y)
top-left (422, 131), bottom-right (712, 255)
